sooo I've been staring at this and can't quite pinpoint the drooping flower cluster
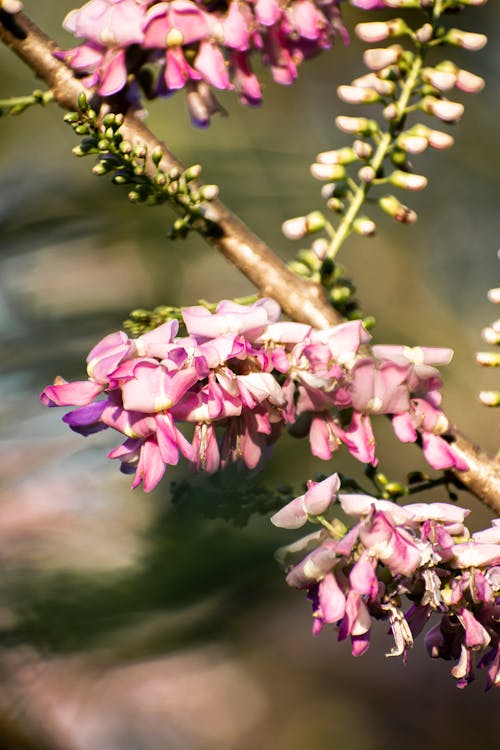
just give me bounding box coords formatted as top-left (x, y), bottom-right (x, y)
top-left (272, 473), bottom-right (500, 689)
top-left (56, 0), bottom-right (346, 126)
top-left (41, 298), bottom-right (466, 492)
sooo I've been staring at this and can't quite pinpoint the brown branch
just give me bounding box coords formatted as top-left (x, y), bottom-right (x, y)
top-left (1, 9), bottom-right (499, 514)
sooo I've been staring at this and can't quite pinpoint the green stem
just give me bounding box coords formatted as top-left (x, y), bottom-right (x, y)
top-left (326, 53), bottom-right (423, 261)
top-left (0, 88), bottom-right (53, 115)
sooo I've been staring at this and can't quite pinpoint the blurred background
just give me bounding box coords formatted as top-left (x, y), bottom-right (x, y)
top-left (1, 2), bottom-right (499, 748)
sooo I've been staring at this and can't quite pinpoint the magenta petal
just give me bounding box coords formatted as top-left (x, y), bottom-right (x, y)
top-left (392, 412), bottom-right (417, 443)
top-left (98, 48), bottom-right (127, 96)
top-left (41, 380), bottom-right (103, 407)
top-left (195, 41), bottom-right (231, 90)
top-left (421, 433), bottom-right (457, 470)
top-left (303, 473), bottom-right (341, 515)
top-left (349, 554), bottom-right (378, 597)
top-left (318, 572), bottom-right (346, 623)
top-left (132, 438), bottom-right (166, 492)
top-left (460, 608), bottom-right (491, 649)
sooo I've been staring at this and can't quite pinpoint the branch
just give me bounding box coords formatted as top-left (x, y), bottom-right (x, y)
top-left (1, 8), bottom-right (499, 513)
top-left (0, 9), bottom-right (338, 331)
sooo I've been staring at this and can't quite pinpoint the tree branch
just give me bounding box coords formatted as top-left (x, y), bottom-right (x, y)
top-left (1, 9), bottom-right (499, 513)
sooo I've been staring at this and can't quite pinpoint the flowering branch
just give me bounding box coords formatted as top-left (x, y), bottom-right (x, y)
top-left (272, 472), bottom-right (500, 689)
top-left (0, 7), bottom-right (339, 331)
top-left (1, 6), bottom-right (499, 512)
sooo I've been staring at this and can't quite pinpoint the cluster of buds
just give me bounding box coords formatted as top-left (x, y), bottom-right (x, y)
top-left (54, 0), bottom-right (346, 126)
top-left (477, 250), bottom-right (500, 407)
top-left (286, 0), bottom-right (487, 257)
top-left (65, 100), bottom-right (219, 234)
top-left (42, 298), bottom-right (466, 492)
top-left (272, 472), bottom-right (500, 689)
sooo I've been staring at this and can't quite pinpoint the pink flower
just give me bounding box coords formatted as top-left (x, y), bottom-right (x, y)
top-left (63, 0), bottom-right (147, 47)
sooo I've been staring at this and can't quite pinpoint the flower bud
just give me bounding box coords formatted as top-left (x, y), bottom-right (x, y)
top-left (316, 147), bottom-right (357, 166)
top-left (310, 163), bottom-right (347, 181)
top-left (358, 165), bottom-right (376, 183)
top-left (337, 85), bottom-right (380, 105)
top-left (389, 170), bottom-right (428, 191)
top-left (415, 23), bottom-right (433, 44)
top-left (312, 238), bottom-right (329, 260)
top-left (455, 69), bottom-right (485, 94)
top-left (327, 198), bottom-right (344, 213)
top-left (482, 325), bottom-right (500, 346)
top-left (335, 116), bottom-right (379, 136)
top-left (444, 28), bottom-right (488, 51)
top-left (379, 194), bottom-right (417, 223)
top-left (353, 217), bottom-right (376, 236)
top-left (0, 0), bottom-right (23, 11)
top-left (200, 184), bottom-right (219, 201)
top-left (321, 182), bottom-right (348, 200)
top-left (351, 73), bottom-right (395, 97)
top-left (421, 96), bottom-right (464, 123)
top-left (282, 216), bottom-right (308, 240)
top-left (363, 45), bottom-right (403, 72)
top-left (427, 129), bottom-right (454, 150)
top-left (355, 19), bottom-right (409, 44)
top-left (383, 103), bottom-right (398, 121)
top-left (353, 140), bottom-right (373, 160)
top-left (476, 352), bottom-right (500, 367)
top-left (479, 391), bottom-right (500, 407)
top-left (183, 164), bottom-right (203, 181)
top-left (488, 288), bottom-right (500, 304)
top-left (397, 132), bottom-right (428, 154)
top-left (422, 67), bottom-right (456, 92)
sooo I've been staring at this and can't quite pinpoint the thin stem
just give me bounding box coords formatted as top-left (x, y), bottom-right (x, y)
top-left (0, 88), bottom-right (53, 115)
top-left (326, 55), bottom-right (423, 261)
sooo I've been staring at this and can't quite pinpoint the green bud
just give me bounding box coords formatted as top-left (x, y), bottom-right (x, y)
top-left (77, 92), bottom-right (88, 111)
top-left (64, 112), bottom-right (80, 124)
top-left (384, 482), bottom-right (406, 498)
top-left (330, 286), bottom-right (352, 303)
top-left (102, 113), bottom-right (116, 128)
top-left (288, 261), bottom-right (312, 278)
top-left (151, 146), bottom-right (163, 167)
top-left (155, 173), bottom-right (167, 187)
top-left (104, 127), bottom-right (116, 140)
top-left (183, 164), bottom-right (203, 181)
top-left (74, 124), bottom-right (90, 135)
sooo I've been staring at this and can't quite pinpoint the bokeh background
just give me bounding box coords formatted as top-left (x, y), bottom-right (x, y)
top-left (1, 2), bottom-right (499, 748)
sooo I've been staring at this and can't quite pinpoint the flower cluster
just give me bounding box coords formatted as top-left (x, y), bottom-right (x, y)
top-left (56, 0), bottom-right (346, 126)
top-left (41, 298), bottom-right (466, 492)
top-left (272, 473), bottom-right (500, 689)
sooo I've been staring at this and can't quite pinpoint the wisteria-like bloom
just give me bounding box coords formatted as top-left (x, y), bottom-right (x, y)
top-left (41, 299), bottom-right (466, 492)
top-left (272, 473), bottom-right (500, 689)
top-left (55, 0), bottom-right (347, 125)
